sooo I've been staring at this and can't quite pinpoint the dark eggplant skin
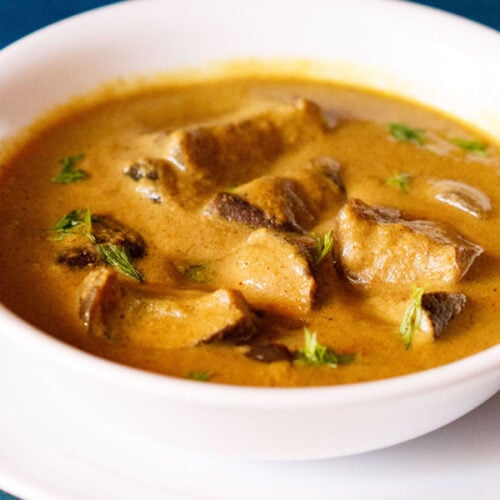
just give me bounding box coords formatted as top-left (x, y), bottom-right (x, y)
top-left (245, 343), bottom-right (293, 363)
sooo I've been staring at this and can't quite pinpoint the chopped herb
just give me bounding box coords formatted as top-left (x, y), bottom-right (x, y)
top-left (97, 243), bottom-right (144, 282)
top-left (187, 370), bottom-right (211, 382)
top-left (389, 123), bottom-right (425, 145)
top-left (312, 230), bottom-right (334, 264)
top-left (450, 138), bottom-right (488, 156)
top-left (400, 286), bottom-right (426, 349)
top-left (295, 328), bottom-right (355, 368)
top-left (50, 208), bottom-right (93, 241)
top-left (51, 208), bottom-right (144, 281)
top-left (386, 172), bottom-right (412, 193)
top-left (51, 154), bottom-right (88, 184)
top-left (177, 263), bottom-right (210, 283)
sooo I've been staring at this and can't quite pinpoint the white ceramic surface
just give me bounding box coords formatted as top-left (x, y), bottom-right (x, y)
top-left (1, 391), bottom-right (499, 499)
top-left (0, 0), bottom-right (499, 465)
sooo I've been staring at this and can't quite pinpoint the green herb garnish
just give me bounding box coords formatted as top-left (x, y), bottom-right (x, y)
top-left (187, 370), bottom-right (211, 382)
top-left (178, 263), bottom-right (211, 283)
top-left (97, 243), bottom-right (144, 282)
top-left (295, 328), bottom-right (355, 367)
top-left (312, 230), bottom-right (334, 264)
top-left (400, 286), bottom-right (425, 349)
top-left (51, 154), bottom-right (88, 184)
top-left (386, 172), bottom-right (412, 193)
top-left (389, 123), bottom-right (425, 145)
top-left (51, 208), bottom-right (143, 282)
top-left (50, 208), bottom-right (93, 241)
top-left (450, 138), bottom-right (488, 156)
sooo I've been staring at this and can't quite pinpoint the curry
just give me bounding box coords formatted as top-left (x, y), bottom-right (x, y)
top-left (0, 75), bottom-right (499, 386)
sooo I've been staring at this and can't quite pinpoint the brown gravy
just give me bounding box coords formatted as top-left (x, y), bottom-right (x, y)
top-left (0, 76), bottom-right (499, 386)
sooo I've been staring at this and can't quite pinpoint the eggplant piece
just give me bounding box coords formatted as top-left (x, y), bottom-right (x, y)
top-left (79, 268), bottom-right (257, 348)
top-left (419, 292), bottom-right (467, 339)
top-left (206, 191), bottom-right (289, 231)
top-left (92, 215), bottom-right (146, 259)
top-left (429, 179), bottom-right (491, 219)
top-left (123, 157), bottom-right (181, 204)
top-left (214, 228), bottom-right (317, 318)
top-left (335, 198), bottom-right (483, 288)
top-left (163, 98), bottom-right (332, 189)
top-left (56, 215), bottom-right (146, 269)
top-left (205, 156), bottom-right (346, 232)
top-left (123, 158), bottom-right (160, 181)
top-left (245, 344), bottom-right (293, 363)
top-left (79, 267), bottom-right (119, 336)
top-left (364, 289), bottom-right (467, 346)
top-left (363, 289), bottom-right (466, 345)
top-left (283, 156), bottom-right (346, 218)
top-left (56, 245), bottom-right (97, 268)
top-left (205, 186), bottom-right (307, 233)
top-left (309, 156), bottom-right (346, 194)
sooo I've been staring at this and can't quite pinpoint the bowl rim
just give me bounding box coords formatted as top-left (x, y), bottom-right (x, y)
top-left (1, 0), bottom-right (500, 136)
top-left (0, 0), bottom-right (499, 409)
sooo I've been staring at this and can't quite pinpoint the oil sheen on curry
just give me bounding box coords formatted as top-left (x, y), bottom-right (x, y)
top-left (0, 75), bottom-right (499, 387)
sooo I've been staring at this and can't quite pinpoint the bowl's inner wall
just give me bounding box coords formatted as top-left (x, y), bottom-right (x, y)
top-left (0, 0), bottom-right (499, 142)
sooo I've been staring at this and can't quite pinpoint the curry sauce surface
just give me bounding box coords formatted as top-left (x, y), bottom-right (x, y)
top-left (0, 77), bottom-right (499, 386)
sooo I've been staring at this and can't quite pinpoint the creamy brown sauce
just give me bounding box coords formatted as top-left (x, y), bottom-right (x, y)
top-left (0, 76), bottom-right (499, 386)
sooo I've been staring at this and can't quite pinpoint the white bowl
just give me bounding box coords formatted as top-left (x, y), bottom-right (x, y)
top-left (0, 0), bottom-right (499, 462)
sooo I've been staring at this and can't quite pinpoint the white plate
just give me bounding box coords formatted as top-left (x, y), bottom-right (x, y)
top-left (0, 0), bottom-right (499, 469)
top-left (1, 391), bottom-right (499, 500)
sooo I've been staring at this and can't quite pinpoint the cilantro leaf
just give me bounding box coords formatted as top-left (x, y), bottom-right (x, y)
top-left (295, 328), bottom-right (355, 368)
top-left (386, 172), bottom-right (412, 193)
top-left (51, 154), bottom-right (89, 184)
top-left (187, 370), bottom-right (212, 382)
top-left (97, 243), bottom-right (144, 282)
top-left (177, 263), bottom-right (211, 283)
top-left (389, 124), bottom-right (425, 145)
top-left (50, 208), bottom-right (93, 241)
top-left (450, 138), bottom-right (488, 156)
top-left (312, 230), bottom-right (334, 264)
top-left (400, 286), bottom-right (425, 349)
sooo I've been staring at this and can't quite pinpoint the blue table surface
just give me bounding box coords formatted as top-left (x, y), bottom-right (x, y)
top-left (0, 0), bottom-right (499, 49)
top-left (0, 0), bottom-right (498, 499)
